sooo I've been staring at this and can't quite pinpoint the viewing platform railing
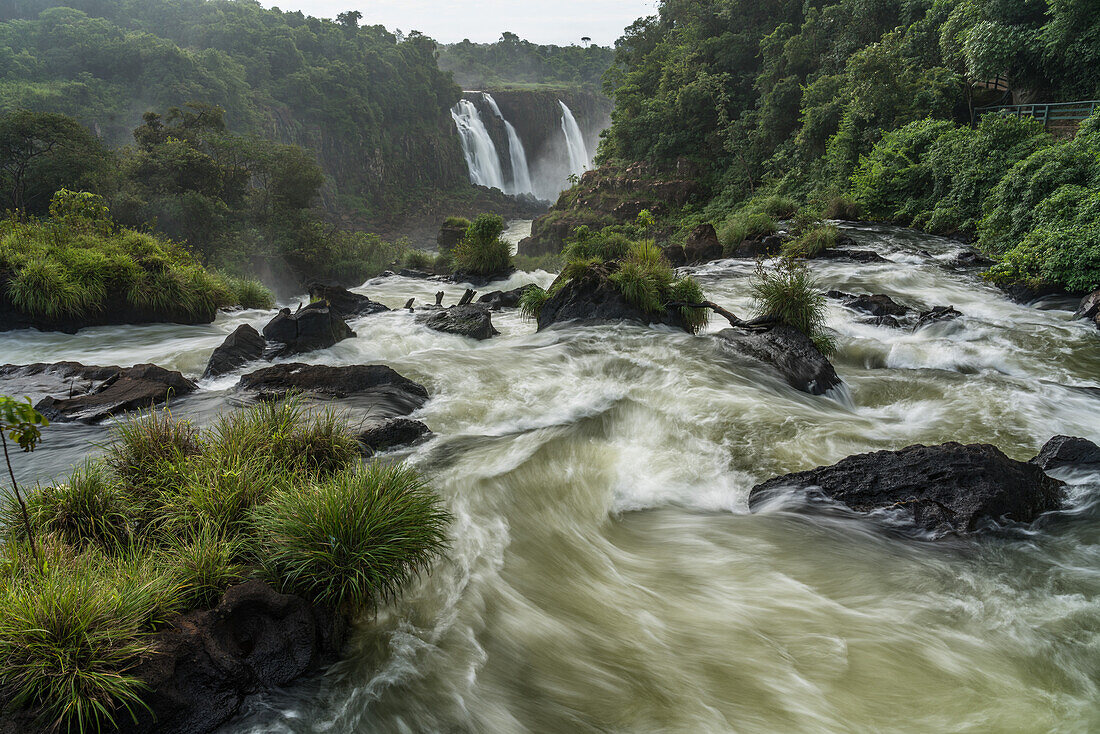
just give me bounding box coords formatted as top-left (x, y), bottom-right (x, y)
top-left (974, 100), bottom-right (1099, 127)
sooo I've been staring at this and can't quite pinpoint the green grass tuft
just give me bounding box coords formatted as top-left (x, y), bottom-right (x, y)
top-left (750, 260), bottom-right (835, 354)
top-left (518, 285), bottom-right (549, 320)
top-left (718, 210), bottom-right (777, 252)
top-left (783, 224), bottom-right (838, 259)
top-left (452, 213), bottom-right (513, 275)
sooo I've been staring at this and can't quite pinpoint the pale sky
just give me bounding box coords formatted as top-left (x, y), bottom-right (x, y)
top-left (264, 0), bottom-right (657, 46)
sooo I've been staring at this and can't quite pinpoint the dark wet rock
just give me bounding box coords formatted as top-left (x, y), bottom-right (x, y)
top-left (916, 305), bottom-right (962, 328)
top-left (117, 581), bottom-right (341, 734)
top-left (477, 284), bottom-right (540, 309)
top-left (5, 363), bottom-right (197, 424)
top-left (417, 304), bottom-right (498, 339)
top-left (451, 268), bottom-right (518, 288)
top-left (998, 281), bottom-right (1074, 305)
top-left (682, 224), bottom-right (723, 264)
top-left (951, 250), bottom-right (993, 267)
top-left (536, 264), bottom-right (691, 332)
top-left (828, 291), bottom-right (911, 318)
top-left (438, 222), bottom-right (468, 251)
top-left (727, 235), bottom-right (785, 259)
top-left (714, 325), bottom-right (842, 395)
top-left (864, 315), bottom-right (901, 328)
top-left (239, 363), bottom-right (429, 414)
top-left (818, 248), bottom-right (889, 263)
top-left (307, 283), bottom-right (389, 319)
top-left (203, 325), bottom-right (265, 379)
top-left (836, 234), bottom-right (858, 248)
top-left (358, 418), bottom-right (432, 453)
top-left (1074, 289), bottom-right (1100, 331)
top-left (262, 303), bottom-right (355, 356)
top-left (664, 244), bottom-right (687, 267)
top-left (1031, 436), bottom-right (1100, 472)
top-left (749, 442), bottom-right (1066, 535)
top-left (398, 268), bottom-right (432, 279)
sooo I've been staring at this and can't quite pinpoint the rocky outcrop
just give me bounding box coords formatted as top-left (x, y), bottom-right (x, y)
top-left (726, 235), bottom-right (785, 259)
top-left (306, 283), bottom-right (389, 319)
top-left (1074, 289), bottom-right (1100, 330)
top-left (239, 363), bottom-right (429, 415)
top-left (1030, 435), bottom-right (1100, 472)
top-left (477, 284), bottom-right (540, 309)
top-left (714, 326), bottom-right (841, 395)
top-left (749, 442), bottom-right (1066, 535)
top-left (417, 304), bottom-right (499, 339)
top-left (437, 222), bottom-right (468, 251)
top-left (535, 265), bottom-right (691, 332)
top-left (451, 269), bottom-right (518, 288)
top-left (117, 581), bottom-right (341, 734)
top-left (951, 250), bottom-right (994, 267)
top-left (828, 291), bottom-right (911, 318)
top-left (262, 303), bottom-right (354, 356)
top-left (0, 363), bottom-right (196, 423)
top-left (916, 305), bottom-right (962, 328)
top-left (203, 325), bottom-right (265, 379)
top-left (682, 224), bottom-right (722, 264)
top-left (358, 418), bottom-right (432, 453)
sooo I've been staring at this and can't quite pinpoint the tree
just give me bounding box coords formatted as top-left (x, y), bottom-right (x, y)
top-left (581, 36), bottom-right (591, 47)
top-left (0, 110), bottom-right (113, 214)
top-left (0, 396), bottom-right (48, 563)
top-left (336, 10), bottom-right (361, 28)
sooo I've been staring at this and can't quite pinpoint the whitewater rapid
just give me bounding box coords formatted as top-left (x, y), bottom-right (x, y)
top-left (2, 223), bottom-right (1098, 733)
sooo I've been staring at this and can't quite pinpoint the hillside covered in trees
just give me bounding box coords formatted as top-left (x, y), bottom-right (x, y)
top-left (437, 32), bottom-right (614, 91)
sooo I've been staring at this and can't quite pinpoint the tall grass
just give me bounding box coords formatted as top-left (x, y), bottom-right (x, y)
top-left (718, 210), bottom-right (777, 251)
top-left (453, 213), bottom-right (512, 275)
top-left (783, 224), bottom-right (838, 259)
top-left (9, 462), bottom-right (134, 550)
top-left (750, 260), bottom-right (835, 354)
top-left (518, 285), bottom-right (549, 320)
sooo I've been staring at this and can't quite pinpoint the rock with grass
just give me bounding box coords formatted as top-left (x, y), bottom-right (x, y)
top-left (239, 363), bottom-right (429, 414)
top-left (418, 304), bottom-right (499, 339)
top-left (1030, 435), bottom-right (1100, 472)
top-left (476, 284), bottom-right (540, 309)
top-left (306, 283), bottom-right (389, 319)
top-left (262, 302), bottom-right (354, 356)
top-left (358, 418), bottom-right (432, 453)
top-left (726, 234), bottom-right (785, 259)
top-left (203, 325), bottom-right (265, 378)
top-left (536, 264), bottom-right (692, 332)
top-left (714, 325), bottom-right (842, 395)
top-left (749, 442), bottom-right (1066, 535)
top-left (0, 362), bottom-right (197, 423)
top-left (1073, 289), bottom-right (1100, 331)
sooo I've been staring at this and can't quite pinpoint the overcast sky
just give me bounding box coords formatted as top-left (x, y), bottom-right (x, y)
top-left (264, 0), bottom-right (657, 46)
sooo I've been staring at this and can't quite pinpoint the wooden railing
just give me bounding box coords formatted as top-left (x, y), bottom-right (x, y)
top-left (974, 100), bottom-right (1099, 127)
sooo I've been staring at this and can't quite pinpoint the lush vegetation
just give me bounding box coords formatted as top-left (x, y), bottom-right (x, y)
top-left (0, 190), bottom-right (272, 322)
top-left (0, 398), bottom-right (449, 732)
top-left (453, 213), bottom-right (513, 275)
top-left (438, 33), bottom-right (613, 91)
top-left (750, 260), bottom-right (835, 353)
top-left (0, 0), bottom-right (469, 223)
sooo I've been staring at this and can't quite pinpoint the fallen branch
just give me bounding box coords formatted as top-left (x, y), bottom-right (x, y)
top-left (665, 301), bottom-right (780, 331)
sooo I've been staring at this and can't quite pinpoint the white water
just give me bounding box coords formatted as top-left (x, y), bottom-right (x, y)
top-left (3, 224), bottom-right (1099, 733)
top-left (450, 99), bottom-right (505, 191)
top-left (559, 100), bottom-right (590, 177)
top-left (482, 93), bottom-right (535, 196)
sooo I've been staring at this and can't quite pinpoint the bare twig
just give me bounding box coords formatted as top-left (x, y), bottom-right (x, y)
top-left (665, 300), bottom-right (780, 331)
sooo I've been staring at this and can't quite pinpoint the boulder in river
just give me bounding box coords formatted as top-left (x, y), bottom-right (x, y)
top-left (714, 325), bottom-right (842, 395)
top-left (239, 363), bottom-right (429, 415)
top-left (9, 363), bottom-right (198, 424)
top-left (817, 248), bottom-right (889, 263)
top-left (203, 324), bottom-right (265, 378)
top-left (417, 304), bottom-right (498, 340)
top-left (828, 291), bottom-right (911, 318)
top-left (307, 283), bottom-right (389, 319)
top-left (262, 302), bottom-right (354, 356)
top-left (916, 305), bottom-right (962, 328)
top-left (1030, 435), bottom-right (1100, 472)
top-left (117, 580), bottom-right (340, 734)
top-left (1073, 289), bottom-right (1100, 331)
top-left (477, 284), bottom-right (540, 309)
top-left (749, 442), bottom-right (1066, 535)
top-left (682, 224), bottom-right (723, 264)
top-left (358, 418), bottom-right (432, 453)
top-left (536, 264), bottom-right (691, 332)
top-left (727, 235), bottom-right (785, 259)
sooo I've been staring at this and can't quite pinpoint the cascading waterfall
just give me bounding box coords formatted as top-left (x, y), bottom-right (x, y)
top-left (450, 98), bottom-right (505, 191)
top-left (559, 100), bottom-right (590, 177)
top-left (482, 93), bottom-right (534, 196)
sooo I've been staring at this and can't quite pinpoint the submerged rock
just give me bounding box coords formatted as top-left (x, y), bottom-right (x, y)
top-left (358, 418), bottom-right (432, 453)
top-left (749, 442), bottom-right (1066, 535)
top-left (828, 291), bottom-right (911, 318)
top-left (1, 363), bottom-right (197, 423)
top-left (307, 283), bottom-right (389, 319)
top-left (916, 305), bottom-right (962, 328)
top-left (1074, 289), bottom-right (1100, 331)
top-left (239, 363), bottom-right (429, 415)
top-left (118, 581), bottom-right (340, 734)
top-left (417, 304), bottom-right (498, 339)
top-left (536, 265), bottom-right (691, 332)
top-left (714, 325), bottom-right (841, 395)
top-left (262, 302), bottom-right (354, 356)
top-left (951, 250), bottom-right (994, 268)
top-left (1031, 435), bottom-right (1100, 472)
top-left (203, 324), bottom-right (265, 378)
top-left (477, 284), bottom-right (540, 309)
top-left (817, 248), bottom-right (889, 263)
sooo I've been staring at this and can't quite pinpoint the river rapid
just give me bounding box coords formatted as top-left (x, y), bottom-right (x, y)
top-left (2, 223), bottom-right (1099, 733)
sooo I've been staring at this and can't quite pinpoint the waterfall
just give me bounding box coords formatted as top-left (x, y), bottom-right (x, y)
top-left (559, 100), bottom-right (590, 177)
top-left (482, 93), bottom-right (534, 196)
top-left (450, 98), bottom-right (505, 191)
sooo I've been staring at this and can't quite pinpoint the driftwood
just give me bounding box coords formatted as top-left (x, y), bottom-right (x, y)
top-left (458, 288), bottom-right (476, 306)
top-left (434, 291), bottom-right (444, 307)
top-left (666, 301), bottom-right (780, 331)
top-left (403, 298), bottom-right (415, 311)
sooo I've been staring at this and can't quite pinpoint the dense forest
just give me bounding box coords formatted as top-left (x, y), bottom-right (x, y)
top-left (540, 0), bottom-right (1100, 293)
top-left (437, 33), bottom-right (614, 91)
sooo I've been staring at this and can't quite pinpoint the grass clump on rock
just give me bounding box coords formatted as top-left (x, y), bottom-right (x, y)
top-left (750, 259), bottom-right (835, 354)
top-left (718, 209), bottom-right (777, 253)
top-left (453, 213), bottom-right (513, 276)
top-left (0, 397), bottom-right (450, 733)
top-left (783, 223), bottom-right (838, 259)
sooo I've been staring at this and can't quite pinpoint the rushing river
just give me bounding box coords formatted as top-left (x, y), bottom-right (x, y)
top-left (2, 223), bottom-right (1099, 732)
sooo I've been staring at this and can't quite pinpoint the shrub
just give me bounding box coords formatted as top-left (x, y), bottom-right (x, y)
top-left (453, 213), bottom-right (512, 275)
top-left (750, 260), bottom-right (835, 354)
top-left (518, 285), bottom-right (549, 320)
top-left (441, 216), bottom-right (471, 229)
top-left (401, 249), bottom-right (436, 270)
top-left (253, 463), bottom-right (450, 610)
top-left (226, 277), bottom-right (275, 310)
top-left (821, 195), bottom-right (861, 220)
top-left (667, 277), bottom-right (709, 332)
top-left (783, 224), bottom-right (838, 259)
top-left (755, 194), bottom-right (799, 219)
top-left (562, 226), bottom-right (632, 262)
top-left (718, 210), bottom-right (777, 251)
